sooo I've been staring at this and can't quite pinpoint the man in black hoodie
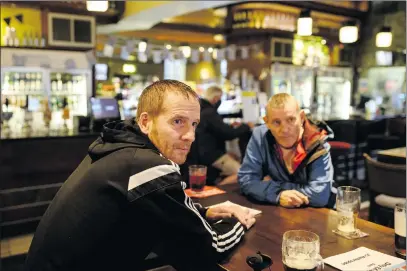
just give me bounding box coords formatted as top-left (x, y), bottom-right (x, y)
top-left (25, 80), bottom-right (255, 271)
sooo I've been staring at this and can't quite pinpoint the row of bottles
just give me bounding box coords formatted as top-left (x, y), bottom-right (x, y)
top-left (2, 95), bottom-right (82, 116)
top-left (3, 72), bottom-right (43, 93)
top-left (51, 73), bottom-right (86, 93)
top-left (2, 27), bottom-right (46, 48)
top-left (2, 95), bottom-right (30, 110)
top-left (2, 72), bottom-right (87, 94)
top-left (2, 95), bottom-right (76, 112)
top-left (1, 96), bottom-right (70, 137)
top-left (50, 96), bottom-right (81, 113)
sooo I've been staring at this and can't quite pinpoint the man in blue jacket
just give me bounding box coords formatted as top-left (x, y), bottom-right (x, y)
top-left (238, 93), bottom-right (336, 208)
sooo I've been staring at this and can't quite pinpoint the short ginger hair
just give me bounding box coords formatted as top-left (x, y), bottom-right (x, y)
top-left (136, 80), bottom-right (199, 121)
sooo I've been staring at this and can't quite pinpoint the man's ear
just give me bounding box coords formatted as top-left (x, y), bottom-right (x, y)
top-left (138, 112), bottom-right (152, 135)
top-left (262, 116), bottom-right (268, 123)
top-left (299, 110), bottom-right (306, 125)
top-left (263, 116), bottom-right (272, 130)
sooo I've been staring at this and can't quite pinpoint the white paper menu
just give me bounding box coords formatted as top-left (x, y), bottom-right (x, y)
top-left (208, 200), bottom-right (262, 217)
top-left (324, 247), bottom-right (405, 271)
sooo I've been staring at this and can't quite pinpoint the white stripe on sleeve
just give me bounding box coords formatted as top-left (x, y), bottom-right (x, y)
top-left (183, 191), bottom-right (244, 253)
top-left (128, 164), bottom-right (178, 191)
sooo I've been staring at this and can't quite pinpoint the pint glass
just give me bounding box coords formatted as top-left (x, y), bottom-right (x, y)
top-left (336, 186), bottom-right (361, 234)
top-left (395, 203), bottom-right (406, 258)
top-left (282, 230), bottom-right (324, 271)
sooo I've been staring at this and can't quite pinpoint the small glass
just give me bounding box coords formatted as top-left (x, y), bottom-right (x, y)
top-left (394, 203), bottom-right (406, 259)
top-left (189, 165), bottom-right (207, 193)
top-left (282, 230), bottom-right (324, 271)
top-left (336, 186), bottom-right (361, 234)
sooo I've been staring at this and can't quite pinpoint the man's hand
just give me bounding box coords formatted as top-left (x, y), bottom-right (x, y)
top-left (263, 175), bottom-right (272, 181)
top-left (227, 152), bottom-right (240, 161)
top-left (279, 190), bottom-right (309, 208)
top-left (206, 205), bottom-right (256, 229)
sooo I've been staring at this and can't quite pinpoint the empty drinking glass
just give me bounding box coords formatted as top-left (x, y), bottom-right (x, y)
top-left (282, 230), bottom-right (324, 271)
top-left (336, 186), bottom-right (361, 234)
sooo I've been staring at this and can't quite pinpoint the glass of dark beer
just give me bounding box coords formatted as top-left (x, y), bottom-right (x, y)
top-left (282, 230), bottom-right (324, 271)
top-left (395, 203), bottom-right (406, 259)
top-left (189, 165), bottom-right (207, 193)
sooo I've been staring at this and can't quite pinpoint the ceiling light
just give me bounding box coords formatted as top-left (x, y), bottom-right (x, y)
top-left (138, 39), bottom-right (148, 53)
top-left (86, 1), bottom-right (108, 12)
top-left (213, 34), bottom-right (224, 42)
top-left (179, 44), bottom-right (191, 58)
top-left (376, 26), bottom-right (392, 48)
top-left (340, 21), bottom-right (358, 43)
top-left (297, 10), bottom-right (312, 36)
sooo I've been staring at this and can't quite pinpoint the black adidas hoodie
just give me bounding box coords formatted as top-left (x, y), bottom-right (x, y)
top-left (25, 119), bottom-right (245, 271)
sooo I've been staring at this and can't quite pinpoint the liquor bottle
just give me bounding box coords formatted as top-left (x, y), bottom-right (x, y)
top-left (67, 79), bottom-right (73, 92)
top-left (40, 35), bottom-right (46, 47)
top-left (62, 96), bottom-right (70, 130)
top-left (13, 73), bottom-right (20, 92)
top-left (22, 32), bottom-right (28, 47)
top-left (30, 73), bottom-right (36, 92)
top-left (56, 73), bottom-right (63, 91)
top-left (34, 33), bottom-right (39, 47)
top-left (35, 73), bottom-right (42, 91)
top-left (8, 28), bottom-right (15, 47)
top-left (42, 98), bottom-right (52, 129)
top-left (3, 26), bottom-right (10, 46)
top-left (4, 97), bottom-right (10, 112)
top-left (19, 73), bottom-right (25, 92)
top-left (27, 31), bottom-right (33, 46)
top-left (12, 28), bottom-right (19, 47)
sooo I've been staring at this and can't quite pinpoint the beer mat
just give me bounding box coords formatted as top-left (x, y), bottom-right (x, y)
top-left (208, 200), bottom-right (262, 217)
top-left (185, 186), bottom-right (226, 198)
top-left (332, 229), bottom-right (369, 239)
top-left (324, 247), bottom-right (405, 271)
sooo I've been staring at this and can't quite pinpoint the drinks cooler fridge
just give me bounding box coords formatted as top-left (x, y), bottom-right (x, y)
top-left (270, 64), bottom-right (314, 111)
top-left (315, 67), bottom-right (352, 120)
top-left (270, 64), bottom-right (353, 120)
top-left (1, 48), bottom-right (93, 134)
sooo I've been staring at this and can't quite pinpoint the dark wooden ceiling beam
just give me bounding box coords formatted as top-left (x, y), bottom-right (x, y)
top-left (152, 22), bottom-right (224, 35)
top-left (279, 1), bottom-right (366, 19)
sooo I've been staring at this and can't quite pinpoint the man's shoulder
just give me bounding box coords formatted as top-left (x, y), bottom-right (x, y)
top-left (252, 124), bottom-right (269, 139)
top-left (128, 149), bottom-right (181, 201)
top-left (132, 148), bottom-right (180, 174)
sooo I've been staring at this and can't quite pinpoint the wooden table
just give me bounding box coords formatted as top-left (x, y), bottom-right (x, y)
top-left (378, 147), bottom-right (406, 159)
top-left (197, 184), bottom-right (397, 271)
top-left (377, 147), bottom-right (406, 164)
